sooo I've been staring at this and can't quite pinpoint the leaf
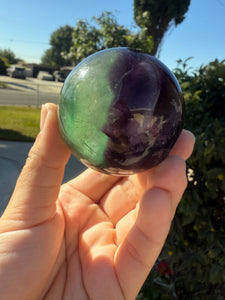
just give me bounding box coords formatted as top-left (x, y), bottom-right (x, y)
top-left (207, 168), bottom-right (224, 180)
top-left (208, 248), bottom-right (221, 259)
top-left (210, 264), bottom-right (222, 284)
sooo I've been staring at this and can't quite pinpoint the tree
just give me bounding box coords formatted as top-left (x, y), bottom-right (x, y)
top-left (0, 48), bottom-right (19, 65)
top-left (41, 48), bottom-right (54, 66)
top-left (41, 11), bottom-right (154, 67)
top-left (70, 11), bottom-right (154, 64)
top-left (41, 25), bottom-right (73, 67)
top-left (134, 0), bottom-right (191, 55)
top-left (70, 19), bottom-right (100, 64)
top-left (0, 58), bottom-right (6, 75)
top-left (94, 11), bottom-right (153, 52)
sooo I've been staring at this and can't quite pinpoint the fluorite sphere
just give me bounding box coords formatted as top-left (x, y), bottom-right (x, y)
top-left (58, 47), bottom-right (184, 175)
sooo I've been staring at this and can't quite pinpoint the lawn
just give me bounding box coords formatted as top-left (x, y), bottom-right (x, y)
top-left (0, 82), bottom-right (9, 89)
top-left (0, 106), bottom-right (41, 141)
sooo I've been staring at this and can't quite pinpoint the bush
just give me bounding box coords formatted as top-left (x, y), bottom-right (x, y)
top-left (0, 58), bottom-right (6, 75)
top-left (138, 59), bottom-right (225, 299)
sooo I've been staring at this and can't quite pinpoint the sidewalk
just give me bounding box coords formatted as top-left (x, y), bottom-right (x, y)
top-left (0, 140), bottom-right (86, 216)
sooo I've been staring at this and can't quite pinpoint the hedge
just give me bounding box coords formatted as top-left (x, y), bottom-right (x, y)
top-left (0, 58), bottom-right (6, 75)
top-left (138, 59), bottom-right (225, 299)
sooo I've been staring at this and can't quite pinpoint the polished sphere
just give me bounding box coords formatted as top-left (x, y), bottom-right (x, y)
top-left (58, 47), bottom-right (184, 175)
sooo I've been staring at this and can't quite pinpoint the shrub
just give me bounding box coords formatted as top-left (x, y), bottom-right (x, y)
top-left (138, 59), bottom-right (225, 299)
top-left (0, 58), bottom-right (6, 75)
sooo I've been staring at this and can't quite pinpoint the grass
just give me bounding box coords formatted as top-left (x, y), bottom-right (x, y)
top-left (0, 81), bottom-right (9, 89)
top-left (0, 106), bottom-right (40, 141)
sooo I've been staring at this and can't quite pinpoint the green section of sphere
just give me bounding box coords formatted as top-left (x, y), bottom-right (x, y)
top-left (59, 49), bottom-right (118, 166)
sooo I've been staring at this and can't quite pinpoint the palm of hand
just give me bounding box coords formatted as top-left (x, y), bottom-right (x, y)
top-left (39, 153), bottom-right (186, 300)
top-left (41, 171), bottom-right (145, 300)
top-left (0, 151), bottom-right (189, 300)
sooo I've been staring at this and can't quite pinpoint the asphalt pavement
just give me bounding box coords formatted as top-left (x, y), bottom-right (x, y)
top-left (0, 88), bottom-right (59, 106)
top-left (0, 75), bottom-right (62, 106)
top-left (0, 140), bottom-right (86, 216)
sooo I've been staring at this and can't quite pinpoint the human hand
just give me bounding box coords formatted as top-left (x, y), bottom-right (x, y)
top-left (0, 103), bottom-right (195, 300)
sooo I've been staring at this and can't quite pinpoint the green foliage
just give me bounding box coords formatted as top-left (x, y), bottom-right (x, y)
top-left (41, 48), bottom-right (54, 67)
top-left (0, 48), bottom-right (20, 65)
top-left (41, 25), bottom-right (73, 67)
top-left (42, 1), bottom-right (191, 66)
top-left (0, 58), bottom-right (6, 75)
top-left (41, 11), bottom-right (154, 67)
top-left (134, 0), bottom-right (191, 55)
top-left (70, 11), bottom-right (154, 64)
top-left (139, 59), bottom-right (225, 299)
top-left (70, 18), bottom-right (100, 64)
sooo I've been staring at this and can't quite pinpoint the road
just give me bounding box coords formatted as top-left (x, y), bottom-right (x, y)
top-left (0, 76), bottom-right (63, 106)
top-left (0, 89), bottom-right (60, 106)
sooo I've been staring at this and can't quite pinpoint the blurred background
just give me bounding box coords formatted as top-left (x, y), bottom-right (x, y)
top-left (0, 0), bottom-right (225, 299)
top-left (0, 0), bottom-right (224, 69)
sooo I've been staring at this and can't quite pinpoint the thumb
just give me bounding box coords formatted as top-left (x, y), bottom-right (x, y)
top-left (2, 103), bottom-right (71, 227)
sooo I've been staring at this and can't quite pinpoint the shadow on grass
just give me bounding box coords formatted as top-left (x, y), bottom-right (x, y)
top-left (0, 129), bottom-right (35, 142)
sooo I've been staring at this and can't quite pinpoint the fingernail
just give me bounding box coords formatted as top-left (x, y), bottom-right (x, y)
top-left (40, 104), bottom-right (48, 131)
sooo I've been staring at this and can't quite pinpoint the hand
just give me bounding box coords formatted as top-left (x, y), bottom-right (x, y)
top-left (0, 103), bottom-right (195, 300)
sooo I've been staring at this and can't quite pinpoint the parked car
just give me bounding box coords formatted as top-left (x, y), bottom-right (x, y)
top-left (37, 71), bottom-right (53, 81)
top-left (7, 66), bottom-right (26, 79)
top-left (53, 71), bottom-right (66, 82)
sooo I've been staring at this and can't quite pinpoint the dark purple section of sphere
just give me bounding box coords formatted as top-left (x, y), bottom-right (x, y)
top-left (102, 48), bottom-right (184, 174)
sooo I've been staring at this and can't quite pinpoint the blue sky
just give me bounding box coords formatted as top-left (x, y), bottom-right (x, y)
top-left (0, 0), bottom-right (224, 71)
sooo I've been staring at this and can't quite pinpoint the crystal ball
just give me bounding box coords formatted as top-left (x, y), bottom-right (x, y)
top-left (58, 47), bottom-right (184, 175)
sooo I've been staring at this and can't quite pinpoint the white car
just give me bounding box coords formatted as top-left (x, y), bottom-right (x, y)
top-left (37, 71), bottom-right (53, 81)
